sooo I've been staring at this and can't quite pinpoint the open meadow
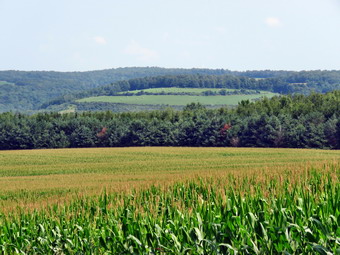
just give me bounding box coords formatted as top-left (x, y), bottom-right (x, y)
top-left (0, 147), bottom-right (339, 254)
top-left (76, 92), bottom-right (277, 106)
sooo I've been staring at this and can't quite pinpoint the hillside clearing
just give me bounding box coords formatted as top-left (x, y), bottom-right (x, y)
top-left (77, 93), bottom-right (278, 106)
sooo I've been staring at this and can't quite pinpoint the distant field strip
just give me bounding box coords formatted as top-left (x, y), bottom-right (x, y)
top-left (0, 147), bottom-right (339, 211)
top-left (77, 93), bottom-right (277, 105)
top-left (0, 81), bottom-right (13, 86)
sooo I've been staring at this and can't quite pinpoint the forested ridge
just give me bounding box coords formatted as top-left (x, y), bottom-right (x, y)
top-left (1, 91), bottom-right (339, 150)
top-left (41, 70), bottom-right (340, 110)
top-left (0, 67), bottom-right (232, 112)
top-left (1, 68), bottom-right (340, 112)
top-left (90, 70), bottom-right (340, 95)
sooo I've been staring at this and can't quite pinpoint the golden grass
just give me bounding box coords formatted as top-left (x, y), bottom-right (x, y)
top-left (0, 147), bottom-right (339, 212)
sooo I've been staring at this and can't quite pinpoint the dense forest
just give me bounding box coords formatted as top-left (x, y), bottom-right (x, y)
top-left (2, 68), bottom-right (340, 113)
top-left (1, 91), bottom-right (339, 150)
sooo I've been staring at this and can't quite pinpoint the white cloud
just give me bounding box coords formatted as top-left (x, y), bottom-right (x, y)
top-left (124, 40), bottom-right (159, 61)
top-left (265, 17), bottom-right (282, 28)
top-left (93, 36), bottom-right (107, 45)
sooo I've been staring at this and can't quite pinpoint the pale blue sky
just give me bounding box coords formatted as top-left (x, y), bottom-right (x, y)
top-left (0, 0), bottom-right (339, 71)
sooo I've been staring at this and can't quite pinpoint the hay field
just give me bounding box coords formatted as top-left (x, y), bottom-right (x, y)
top-left (0, 147), bottom-right (339, 211)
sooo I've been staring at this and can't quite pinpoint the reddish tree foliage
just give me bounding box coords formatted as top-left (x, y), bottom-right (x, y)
top-left (97, 127), bottom-right (107, 138)
top-left (221, 124), bottom-right (231, 134)
top-left (223, 124), bottom-right (232, 131)
top-left (220, 123), bottom-right (232, 136)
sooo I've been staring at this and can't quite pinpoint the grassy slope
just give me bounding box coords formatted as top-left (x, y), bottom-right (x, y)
top-left (77, 92), bottom-right (278, 106)
top-left (0, 147), bottom-right (339, 211)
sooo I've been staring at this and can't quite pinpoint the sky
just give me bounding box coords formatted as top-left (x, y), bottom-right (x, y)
top-left (0, 0), bottom-right (339, 71)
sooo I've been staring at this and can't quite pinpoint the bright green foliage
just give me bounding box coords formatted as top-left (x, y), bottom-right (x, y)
top-left (0, 167), bottom-right (338, 254)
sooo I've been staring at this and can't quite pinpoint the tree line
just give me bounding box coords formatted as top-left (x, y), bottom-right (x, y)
top-left (1, 91), bottom-right (339, 150)
top-left (117, 89), bottom-right (259, 97)
top-left (103, 71), bottom-right (340, 95)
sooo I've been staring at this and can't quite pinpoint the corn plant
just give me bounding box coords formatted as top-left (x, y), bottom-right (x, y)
top-left (0, 164), bottom-right (338, 254)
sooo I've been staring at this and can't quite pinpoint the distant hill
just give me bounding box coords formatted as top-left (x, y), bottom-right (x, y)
top-left (0, 67), bottom-right (234, 112)
top-left (40, 70), bottom-right (340, 112)
top-left (1, 68), bottom-right (340, 113)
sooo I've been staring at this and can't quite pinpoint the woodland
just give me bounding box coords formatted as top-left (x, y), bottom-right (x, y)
top-left (1, 91), bottom-right (339, 150)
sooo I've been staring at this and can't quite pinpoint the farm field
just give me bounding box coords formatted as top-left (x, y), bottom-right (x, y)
top-left (77, 92), bottom-right (277, 106)
top-left (0, 147), bottom-right (339, 209)
top-left (0, 147), bottom-right (339, 253)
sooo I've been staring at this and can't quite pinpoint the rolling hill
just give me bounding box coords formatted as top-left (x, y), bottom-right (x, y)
top-left (0, 67), bottom-right (233, 112)
top-left (1, 68), bottom-right (340, 113)
top-left (42, 71), bottom-right (340, 112)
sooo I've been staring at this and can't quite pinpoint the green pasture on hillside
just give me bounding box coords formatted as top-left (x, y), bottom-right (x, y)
top-left (77, 92), bottom-right (278, 106)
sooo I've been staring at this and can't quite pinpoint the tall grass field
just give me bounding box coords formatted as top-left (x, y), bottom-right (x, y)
top-left (0, 147), bottom-right (339, 254)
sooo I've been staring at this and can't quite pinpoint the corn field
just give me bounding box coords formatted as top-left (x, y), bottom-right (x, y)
top-left (0, 164), bottom-right (339, 254)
